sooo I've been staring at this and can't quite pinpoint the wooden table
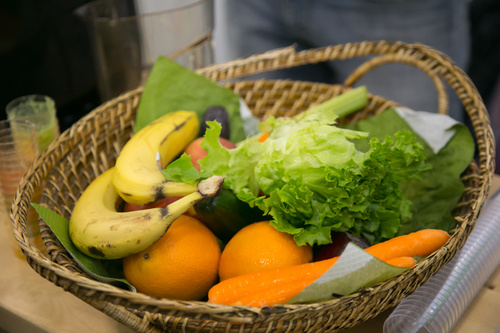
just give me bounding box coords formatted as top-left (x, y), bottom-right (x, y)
top-left (1, 178), bottom-right (500, 333)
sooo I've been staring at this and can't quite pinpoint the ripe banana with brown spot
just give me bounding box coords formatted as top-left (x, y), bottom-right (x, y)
top-left (113, 111), bottom-right (199, 205)
top-left (69, 167), bottom-right (224, 259)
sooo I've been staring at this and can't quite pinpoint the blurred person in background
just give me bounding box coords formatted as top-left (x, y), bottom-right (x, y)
top-left (218, 0), bottom-right (472, 123)
top-left (1, 0), bottom-right (499, 137)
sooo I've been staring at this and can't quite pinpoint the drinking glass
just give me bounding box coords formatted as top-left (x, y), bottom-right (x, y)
top-left (75, 0), bottom-right (214, 101)
top-left (6, 94), bottom-right (60, 152)
top-left (0, 119), bottom-right (42, 257)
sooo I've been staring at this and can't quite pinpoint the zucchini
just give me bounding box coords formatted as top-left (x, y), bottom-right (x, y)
top-left (194, 188), bottom-right (267, 243)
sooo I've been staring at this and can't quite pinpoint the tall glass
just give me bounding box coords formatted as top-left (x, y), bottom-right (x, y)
top-left (6, 94), bottom-right (60, 152)
top-left (0, 119), bottom-right (42, 258)
top-left (75, 0), bottom-right (214, 101)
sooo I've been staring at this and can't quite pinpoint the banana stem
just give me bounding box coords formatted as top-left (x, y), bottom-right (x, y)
top-left (198, 176), bottom-right (224, 198)
top-left (160, 182), bottom-right (198, 198)
top-left (162, 191), bottom-right (204, 219)
top-left (162, 176), bottom-right (224, 220)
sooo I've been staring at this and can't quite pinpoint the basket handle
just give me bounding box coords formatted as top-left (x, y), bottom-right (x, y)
top-left (343, 53), bottom-right (449, 115)
top-left (201, 43), bottom-right (450, 114)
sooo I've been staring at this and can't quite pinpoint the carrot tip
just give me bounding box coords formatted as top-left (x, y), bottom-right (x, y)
top-left (258, 132), bottom-right (269, 143)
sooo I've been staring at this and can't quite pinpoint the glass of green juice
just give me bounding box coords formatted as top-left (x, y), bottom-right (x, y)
top-left (6, 95), bottom-right (60, 152)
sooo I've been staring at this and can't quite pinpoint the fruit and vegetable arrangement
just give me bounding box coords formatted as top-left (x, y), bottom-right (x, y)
top-left (34, 56), bottom-right (475, 308)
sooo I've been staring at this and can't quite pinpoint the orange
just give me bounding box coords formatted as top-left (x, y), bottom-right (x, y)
top-left (123, 215), bottom-right (221, 300)
top-left (218, 221), bottom-right (313, 281)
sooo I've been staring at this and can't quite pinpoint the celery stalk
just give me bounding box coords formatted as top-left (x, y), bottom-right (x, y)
top-left (304, 86), bottom-right (368, 118)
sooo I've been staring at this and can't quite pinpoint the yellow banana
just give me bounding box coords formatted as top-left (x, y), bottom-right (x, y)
top-left (69, 167), bottom-right (224, 259)
top-left (113, 111), bottom-right (199, 205)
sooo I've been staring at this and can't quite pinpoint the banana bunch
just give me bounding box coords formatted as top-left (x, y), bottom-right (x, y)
top-left (69, 111), bottom-right (224, 259)
top-left (69, 168), bottom-right (223, 259)
top-left (113, 110), bottom-right (200, 205)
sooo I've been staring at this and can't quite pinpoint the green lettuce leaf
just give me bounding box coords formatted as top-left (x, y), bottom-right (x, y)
top-left (255, 129), bottom-right (428, 246)
top-left (162, 153), bottom-right (211, 184)
top-left (347, 108), bottom-right (475, 235)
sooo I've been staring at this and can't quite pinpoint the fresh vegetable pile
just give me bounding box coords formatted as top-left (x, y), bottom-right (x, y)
top-left (165, 87), bottom-right (431, 246)
top-left (33, 56), bottom-right (476, 308)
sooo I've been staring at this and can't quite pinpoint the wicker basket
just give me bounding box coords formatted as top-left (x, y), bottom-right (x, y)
top-left (11, 41), bottom-right (495, 333)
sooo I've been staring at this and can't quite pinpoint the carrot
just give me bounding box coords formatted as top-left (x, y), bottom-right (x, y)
top-left (208, 229), bottom-right (449, 306)
top-left (232, 277), bottom-right (317, 307)
top-left (209, 259), bottom-right (334, 305)
top-left (385, 256), bottom-right (417, 268)
top-left (229, 256), bottom-right (417, 307)
top-left (364, 229), bottom-right (449, 261)
top-left (258, 132), bottom-right (269, 143)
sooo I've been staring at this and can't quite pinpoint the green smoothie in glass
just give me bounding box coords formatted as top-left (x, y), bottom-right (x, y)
top-left (6, 95), bottom-right (60, 152)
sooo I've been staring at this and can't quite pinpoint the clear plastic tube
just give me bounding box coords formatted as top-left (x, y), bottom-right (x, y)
top-left (384, 191), bottom-right (500, 333)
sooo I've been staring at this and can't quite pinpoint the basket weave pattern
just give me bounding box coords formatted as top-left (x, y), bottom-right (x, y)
top-left (11, 41), bottom-right (495, 332)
